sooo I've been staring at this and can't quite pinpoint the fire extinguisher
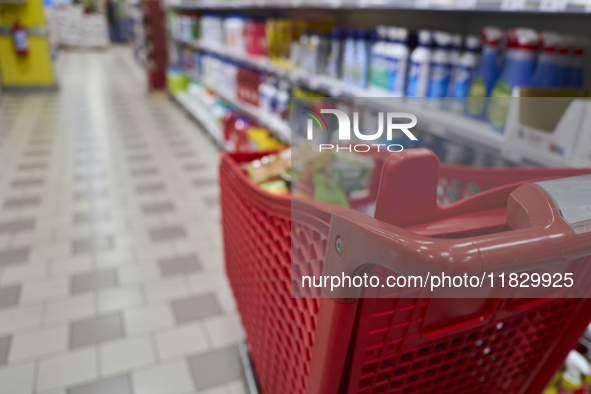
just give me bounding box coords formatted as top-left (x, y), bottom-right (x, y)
top-left (11, 22), bottom-right (29, 57)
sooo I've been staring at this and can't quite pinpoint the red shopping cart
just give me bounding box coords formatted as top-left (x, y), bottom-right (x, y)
top-left (220, 148), bottom-right (591, 394)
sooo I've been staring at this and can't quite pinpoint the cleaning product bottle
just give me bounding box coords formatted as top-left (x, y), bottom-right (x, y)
top-left (446, 33), bottom-right (462, 96)
top-left (558, 351), bottom-right (591, 394)
top-left (326, 27), bottom-right (343, 79)
top-left (487, 28), bottom-right (540, 131)
top-left (369, 26), bottom-right (389, 92)
top-left (407, 30), bottom-right (432, 98)
top-left (342, 29), bottom-right (357, 86)
top-left (428, 31), bottom-right (453, 98)
top-left (388, 27), bottom-right (409, 97)
top-left (354, 29), bottom-right (370, 89)
top-left (566, 36), bottom-right (589, 88)
top-left (450, 35), bottom-right (480, 98)
top-left (532, 31), bottom-right (563, 88)
top-left (304, 30), bottom-right (320, 74)
top-left (466, 26), bottom-right (503, 119)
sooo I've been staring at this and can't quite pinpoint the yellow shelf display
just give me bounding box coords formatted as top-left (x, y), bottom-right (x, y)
top-left (0, 0), bottom-right (57, 89)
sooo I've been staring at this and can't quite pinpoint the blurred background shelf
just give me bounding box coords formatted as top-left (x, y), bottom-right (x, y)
top-left (167, 0), bottom-right (591, 12)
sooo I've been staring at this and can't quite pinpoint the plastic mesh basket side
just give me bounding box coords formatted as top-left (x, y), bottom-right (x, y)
top-left (345, 292), bottom-right (591, 394)
top-left (220, 155), bottom-right (327, 394)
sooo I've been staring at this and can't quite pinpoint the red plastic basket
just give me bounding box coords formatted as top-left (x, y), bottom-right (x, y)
top-left (220, 148), bottom-right (591, 394)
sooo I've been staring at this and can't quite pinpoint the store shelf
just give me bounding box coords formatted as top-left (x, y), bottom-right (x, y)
top-left (167, 0), bottom-right (591, 12)
top-left (169, 90), bottom-right (227, 149)
top-left (174, 37), bottom-right (508, 157)
top-left (198, 81), bottom-right (291, 143)
top-left (174, 38), bottom-right (586, 167)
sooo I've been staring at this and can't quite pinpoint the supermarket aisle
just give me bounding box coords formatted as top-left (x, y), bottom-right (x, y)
top-left (0, 47), bottom-right (246, 394)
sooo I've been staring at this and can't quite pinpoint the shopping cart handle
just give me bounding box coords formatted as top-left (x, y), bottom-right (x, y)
top-left (320, 168), bottom-right (591, 301)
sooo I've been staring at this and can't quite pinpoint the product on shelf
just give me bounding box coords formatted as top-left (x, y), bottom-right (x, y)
top-left (427, 31), bottom-right (453, 98)
top-left (407, 29), bottom-right (432, 97)
top-left (487, 28), bottom-right (540, 131)
top-left (449, 35), bottom-right (480, 99)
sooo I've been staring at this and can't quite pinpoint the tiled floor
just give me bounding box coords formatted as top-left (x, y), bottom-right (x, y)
top-left (0, 47), bottom-right (246, 394)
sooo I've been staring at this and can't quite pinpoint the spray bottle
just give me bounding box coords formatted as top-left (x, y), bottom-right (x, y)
top-left (532, 31), bottom-right (563, 88)
top-left (487, 28), bottom-right (540, 131)
top-left (566, 36), bottom-right (590, 88)
top-left (466, 26), bottom-right (503, 119)
top-left (407, 30), bottom-right (432, 98)
top-left (558, 351), bottom-right (591, 394)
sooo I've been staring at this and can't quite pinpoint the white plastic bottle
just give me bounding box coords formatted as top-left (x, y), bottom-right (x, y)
top-left (407, 30), bottom-right (432, 98)
top-left (275, 80), bottom-right (290, 119)
top-left (341, 29), bottom-right (357, 86)
top-left (388, 27), bottom-right (409, 97)
top-left (428, 31), bottom-right (453, 98)
top-left (450, 35), bottom-right (480, 98)
top-left (326, 27), bottom-right (343, 79)
top-left (354, 30), bottom-right (370, 89)
top-left (369, 26), bottom-right (389, 93)
top-left (446, 33), bottom-right (462, 96)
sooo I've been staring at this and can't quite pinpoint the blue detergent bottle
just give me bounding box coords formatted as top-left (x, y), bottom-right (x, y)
top-left (532, 31), bottom-right (563, 88)
top-left (466, 27), bottom-right (503, 119)
top-left (407, 30), bottom-right (432, 98)
top-left (427, 31), bottom-right (453, 98)
top-left (565, 36), bottom-right (589, 88)
top-left (487, 28), bottom-right (540, 132)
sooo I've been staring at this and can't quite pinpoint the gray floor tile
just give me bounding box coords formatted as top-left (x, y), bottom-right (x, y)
top-left (124, 142), bottom-right (146, 150)
top-left (158, 255), bottom-right (201, 278)
top-left (74, 189), bottom-right (108, 201)
top-left (126, 154), bottom-right (151, 162)
top-left (71, 235), bottom-right (114, 255)
top-left (0, 335), bottom-right (11, 367)
top-left (142, 202), bottom-right (175, 215)
top-left (0, 219), bottom-right (35, 233)
top-left (24, 149), bottom-right (50, 158)
top-left (74, 171), bottom-right (105, 182)
top-left (176, 151), bottom-right (196, 158)
top-left (73, 210), bottom-right (110, 224)
top-left (187, 346), bottom-right (242, 390)
top-left (170, 293), bottom-right (221, 325)
top-left (0, 284), bottom-right (22, 308)
top-left (169, 140), bottom-right (188, 147)
top-left (18, 162), bottom-right (47, 171)
top-left (136, 183), bottom-right (166, 194)
top-left (194, 179), bottom-right (217, 187)
top-left (0, 247), bottom-right (30, 266)
top-left (3, 196), bottom-right (41, 209)
top-left (70, 313), bottom-right (125, 348)
top-left (68, 374), bottom-right (132, 394)
top-left (71, 268), bottom-right (118, 294)
top-left (184, 163), bottom-right (208, 172)
top-left (204, 197), bottom-right (219, 207)
top-left (131, 167), bottom-right (158, 176)
top-left (11, 178), bottom-right (44, 188)
top-left (149, 225), bottom-right (186, 242)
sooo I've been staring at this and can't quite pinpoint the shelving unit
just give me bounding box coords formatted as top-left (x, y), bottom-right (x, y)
top-left (172, 37), bottom-right (574, 165)
top-left (167, 0), bottom-right (591, 13)
top-left (166, 2), bottom-right (591, 167)
top-left (170, 90), bottom-right (227, 148)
